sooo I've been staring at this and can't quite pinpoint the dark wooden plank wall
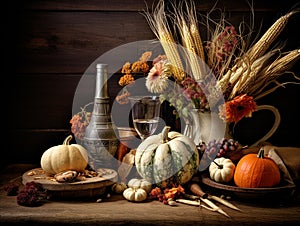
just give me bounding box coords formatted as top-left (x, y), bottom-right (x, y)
top-left (4, 0), bottom-right (300, 168)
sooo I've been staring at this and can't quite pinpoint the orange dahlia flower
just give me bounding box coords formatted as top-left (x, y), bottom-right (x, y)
top-left (219, 94), bottom-right (257, 123)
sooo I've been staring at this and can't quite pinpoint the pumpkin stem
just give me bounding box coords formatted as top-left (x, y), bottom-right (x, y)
top-left (212, 160), bottom-right (223, 169)
top-left (63, 135), bottom-right (73, 145)
top-left (257, 148), bottom-right (265, 159)
top-left (161, 126), bottom-right (171, 143)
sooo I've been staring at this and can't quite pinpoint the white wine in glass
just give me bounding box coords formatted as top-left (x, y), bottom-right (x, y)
top-left (129, 96), bottom-right (161, 141)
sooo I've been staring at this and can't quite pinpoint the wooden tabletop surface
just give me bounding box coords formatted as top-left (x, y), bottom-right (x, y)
top-left (1, 164), bottom-right (300, 225)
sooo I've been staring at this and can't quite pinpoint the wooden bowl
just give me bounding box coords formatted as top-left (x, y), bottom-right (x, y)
top-left (22, 168), bottom-right (118, 200)
top-left (200, 173), bottom-right (296, 202)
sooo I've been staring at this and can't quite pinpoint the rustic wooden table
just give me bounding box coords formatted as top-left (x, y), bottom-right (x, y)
top-left (1, 164), bottom-right (300, 225)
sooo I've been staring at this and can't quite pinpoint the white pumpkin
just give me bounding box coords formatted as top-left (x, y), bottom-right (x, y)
top-left (128, 178), bottom-right (152, 193)
top-left (123, 187), bottom-right (147, 202)
top-left (40, 135), bottom-right (89, 175)
top-left (209, 157), bottom-right (235, 183)
top-left (135, 126), bottom-right (199, 188)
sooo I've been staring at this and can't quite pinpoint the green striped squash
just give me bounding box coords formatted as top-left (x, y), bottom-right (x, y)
top-left (135, 126), bottom-right (199, 188)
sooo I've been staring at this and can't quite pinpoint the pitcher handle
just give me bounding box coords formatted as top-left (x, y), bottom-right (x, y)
top-left (250, 105), bottom-right (281, 147)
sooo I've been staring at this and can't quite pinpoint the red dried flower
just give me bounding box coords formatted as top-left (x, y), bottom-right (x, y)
top-left (16, 181), bottom-right (47, 207)
top-left (4, 183), bottom-right (20, 196)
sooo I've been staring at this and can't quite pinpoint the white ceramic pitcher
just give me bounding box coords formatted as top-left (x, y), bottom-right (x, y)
top-left (184, 105), bottom-right (281, 147)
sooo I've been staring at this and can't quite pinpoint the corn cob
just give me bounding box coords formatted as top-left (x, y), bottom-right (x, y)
top-left (218, 52), bottom-right (250, 94)
top-left (180, 21), bottom-right (196, 53)
top-left (177, 0), bottom-right (205, 61)
top-left (216, 69), bottom-right (232, 93)
top-left (176, 14), bottom-right (204, 81)
top-left (231, 51), bottom-right (275, 98)
top-left (186, 0), bottom-right (205, 61)
top-left (219, 11), bottom-right (296, 93)
top-left (263, 49), bottom-right (300, 78)
top-left (142, 0), bottom-right (185, 81)
top-left (246, 11), bottom-right (295, 62)
top-left (160, 32), bottom-right (185, 81)
top-left (230, 65), bottom-right (260, 99)
top-left (166, 0), bottom-right (207, 82)
top-left (190, 23), bottom-right (205, 60)
top-left (227, 60), bottom-right (249, 90)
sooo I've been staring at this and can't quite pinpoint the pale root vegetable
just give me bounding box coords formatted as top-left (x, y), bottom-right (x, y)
top-left (209, 157), bottom-right (235, 183)
top-left (40, 135), bottom-right (88, 175)
top-left (127, 178), bottom-right (152, 194)
top-left (123, 187), bottom-right (147, 202)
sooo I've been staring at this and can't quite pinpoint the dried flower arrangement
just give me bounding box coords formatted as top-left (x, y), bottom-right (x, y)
top-left (71, 0), bottom-right (300, 141)
top-left (140, 0), bottom-right (300, 123)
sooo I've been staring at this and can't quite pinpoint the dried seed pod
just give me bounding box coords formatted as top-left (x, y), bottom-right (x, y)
top-left (54, 170), bottom-right (78, 183)
top-left (27, 171), bottom-right (35, 176)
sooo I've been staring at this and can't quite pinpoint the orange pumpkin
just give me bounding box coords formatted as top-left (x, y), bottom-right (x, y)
top-left (234, 148), bottom-right (281, 188)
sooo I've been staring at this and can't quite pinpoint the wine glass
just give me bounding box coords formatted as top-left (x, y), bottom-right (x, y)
top-left (129, 96), bottom-right (161, 141)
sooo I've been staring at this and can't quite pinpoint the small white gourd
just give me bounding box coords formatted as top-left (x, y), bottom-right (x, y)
top-left (123, 187), bottom-right (147, 202)
top-left (209, 157), bottom-right (235, 183)
top-left (127, 178), bottom-right (152, 193)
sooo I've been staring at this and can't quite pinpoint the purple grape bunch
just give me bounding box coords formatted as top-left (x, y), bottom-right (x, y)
top-left (199, 138), bottom-right (240, 160)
